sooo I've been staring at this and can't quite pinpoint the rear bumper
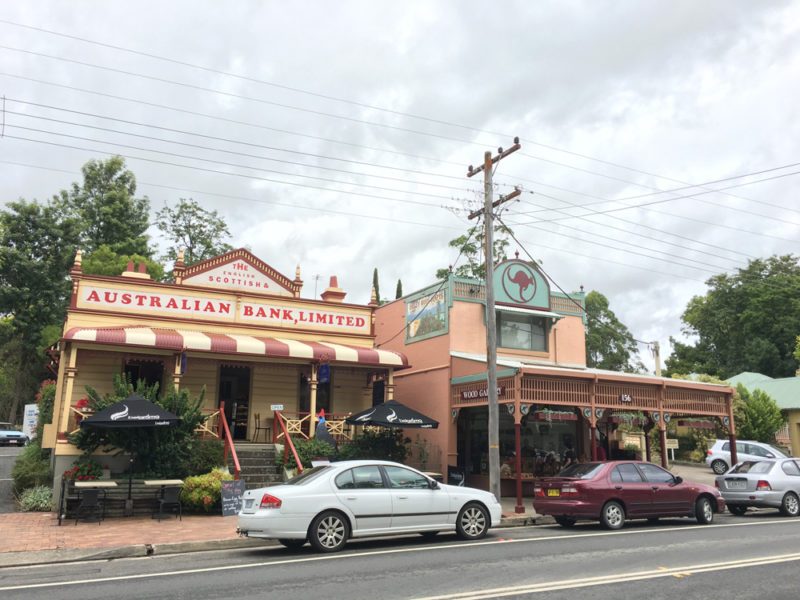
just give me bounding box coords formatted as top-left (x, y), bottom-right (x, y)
top-left (721, 490), bottom-right (783, 509)
top-left (533, 499), bottom-right (597, 518)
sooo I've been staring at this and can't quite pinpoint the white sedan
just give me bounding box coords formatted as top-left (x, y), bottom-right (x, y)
top-left (237, 460), bottom-right (502, 552)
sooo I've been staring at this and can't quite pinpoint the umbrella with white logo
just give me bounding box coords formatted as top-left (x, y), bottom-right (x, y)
top-left (346, 400), bottom-right (438, 429)
top-left (79, 394), bottom-right (181, 504)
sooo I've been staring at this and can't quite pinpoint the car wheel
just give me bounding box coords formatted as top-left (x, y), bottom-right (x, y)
top-left (600, 501), bottom-right (625, 530)
top-left (780, 492), bottom-right (800, 517)
top-left (728, 505), bottom-right (748, 516)
top-left (711, 460), bottom-right (728, 475)
top-left (695, 497), bottom-right (714, 524)
top-left (278, 538), bottom-right (306, 550)
top-left (456, 502), bottom-right (489, 540)
top-left (554, 516), bottom-right (576, 528)
top-left (309, 511), bottom-right (349, 553)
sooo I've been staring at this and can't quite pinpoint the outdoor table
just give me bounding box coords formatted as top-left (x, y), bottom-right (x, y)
top-left (145, 479), bottom-right (184, 519)
top-left (73, 480), bottom-right (117, 523)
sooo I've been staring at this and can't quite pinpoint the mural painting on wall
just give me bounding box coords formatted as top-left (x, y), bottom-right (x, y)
top-left (406, 288), bottom-right (447, 342)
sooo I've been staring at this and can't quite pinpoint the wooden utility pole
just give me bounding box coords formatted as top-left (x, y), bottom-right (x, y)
top-left (467, 138), bottom-right (521, 501)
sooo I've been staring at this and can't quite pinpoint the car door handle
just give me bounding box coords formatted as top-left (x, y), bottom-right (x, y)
top-left (346, 496), bottom-right (357, 500)
top-left (652, 486), bottom-right (659, 490)
top-left (397, 495), bottom-right (409, 500)
top-left (615, 486), bottom-right (622, 490)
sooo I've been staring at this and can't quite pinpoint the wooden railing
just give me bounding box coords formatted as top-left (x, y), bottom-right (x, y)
top-left (273, 411), bottom-right (354, 444)
top-left (275, 411), bottom-right (304, 473)
top-left (195, 408), bottom-right (220, 439)
top-left (218, 401), bottom-right (241, 480)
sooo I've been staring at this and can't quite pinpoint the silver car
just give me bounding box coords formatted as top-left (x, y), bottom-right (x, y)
top-left (705, 439), bottom-right (787, 475)
top-left (237, 459), bottom-right (502, 552)
top-left (715, 459), bottom-right (800, 516)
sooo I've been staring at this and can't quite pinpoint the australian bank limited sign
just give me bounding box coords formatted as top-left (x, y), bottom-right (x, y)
top-left (81, 285), bottom-right (369, 334)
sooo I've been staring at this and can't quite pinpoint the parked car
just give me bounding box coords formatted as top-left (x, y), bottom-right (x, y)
top-left (705, 439), bottom-right (787, 475)
top-left (237, 459), bottom-right (502, 552)
top-left (715, 458), bottom-right (800, 516)
top-left (533, 460), bottom-right (724, 530)
top-left (0, 422), bottom-right (28, 446)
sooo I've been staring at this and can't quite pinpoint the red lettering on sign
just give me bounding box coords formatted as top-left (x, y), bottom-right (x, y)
top-left (243, 306), bottom-right (253, 316)
top-left (166, 298), bottom-right (178, 309)
top-left (135, 295), bottom-right (146, 306)
top-left (104, 292), bottom-right (118, 302)
top-left (204, 302), bottom-right (215, 312)
top-left (256, 307), bottom-right (267, 318)
top-left (335, 316), bottom-right (344, 325)
top-left (121, 293), bottom-right (132, 305)
top-left (219, 303), bottom-right (230, 314)
top-left (150, 297), bottom-right (162, 308)
top-left (86, 290), bottom-right (100, 302)
top-left (355, 317), bottom-right (365, 328)
top-left (282, 309), bottom-right (293, 321)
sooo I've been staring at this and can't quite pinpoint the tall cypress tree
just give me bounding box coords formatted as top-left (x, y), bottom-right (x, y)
top-left (395, 279), bottom-right (403, 299)
top-left (372, 268), bottom-right (381, 305)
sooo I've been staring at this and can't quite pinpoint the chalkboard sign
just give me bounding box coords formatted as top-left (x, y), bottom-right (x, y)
top-left (447, 465), bottom-right (466, 486)
top-left (221, 479), bottom-right (246, 516)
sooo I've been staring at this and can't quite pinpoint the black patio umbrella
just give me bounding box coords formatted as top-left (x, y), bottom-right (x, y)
top-left (346, 400), bottom-right (439, 429)
top-left (79, 394), bottom-right (181, 501)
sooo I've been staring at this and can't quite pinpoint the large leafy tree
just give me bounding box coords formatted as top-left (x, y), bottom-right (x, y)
top-left (0, 199), bottom-right (82, 421)
top-left (155, 198), bottom-right (233, 268)
top-left (58, 156), bottom-right (152, 257)
top-left (435, 222), bottom-right (513, 281)
top-left (81, 245), bottom-right (165, 281)
top-left (665, 255), bottom-right (800, 379)
top-left (584, 290), bottom-right (645, 372)
top-left (735, 384), bottom-right (785, 443)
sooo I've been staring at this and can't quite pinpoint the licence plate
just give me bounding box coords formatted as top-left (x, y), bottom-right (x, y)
top-left (547, 488), bottom-right (560, 497)
top-left (245, 499), bottom-right (254, 509)
top-left (726, 480), bottom-right (746, 489)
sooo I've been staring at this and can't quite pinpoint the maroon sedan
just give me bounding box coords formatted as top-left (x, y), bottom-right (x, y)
top-left (534, 460), bottom-right (725, 529)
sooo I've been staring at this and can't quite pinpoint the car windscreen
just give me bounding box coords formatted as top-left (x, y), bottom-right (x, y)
top-left (729, 461), bottom-right (773, 474)
top-left (283, 465), bottom-right (331, 485)
top-left (557, 463), bottom-right (604, 479)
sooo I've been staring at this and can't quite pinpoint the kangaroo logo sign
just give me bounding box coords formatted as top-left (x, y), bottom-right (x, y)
top-left (494, 259), bottom-right (550, 310)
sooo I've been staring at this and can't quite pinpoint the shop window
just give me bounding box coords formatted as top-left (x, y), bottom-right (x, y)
top-left (496, 311), bottom-right (547, 352)
top-left (124, 360), bottom-right (163, 391)
top-left (372, 379), bottom-right (385, 406)
top-left (299, 373), bottom-right (331, 414)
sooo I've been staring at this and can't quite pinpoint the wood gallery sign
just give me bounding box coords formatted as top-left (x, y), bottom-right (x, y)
top-left (80, 285), bottom-right (369, 333)
top-left (460, 386), bottom-right (506, 401)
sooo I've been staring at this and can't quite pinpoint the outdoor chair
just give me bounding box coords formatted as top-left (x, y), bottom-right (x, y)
top-left (253, 413), bottom-right (271, 443)
top-left (157, 486), bottom-right (183, 521)
top-left (74, 488), bottom-right (103, 525)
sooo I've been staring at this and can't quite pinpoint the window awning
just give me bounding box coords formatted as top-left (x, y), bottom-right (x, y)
top-left (63, 326), bottom-right (408, 369)
top-left (496, 305), bottom-right (563, 320)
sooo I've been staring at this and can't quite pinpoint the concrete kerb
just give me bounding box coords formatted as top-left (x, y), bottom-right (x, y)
top-left (2, 513), bottom-right (544, 568)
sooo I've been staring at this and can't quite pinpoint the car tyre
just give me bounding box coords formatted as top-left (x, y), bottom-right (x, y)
top-left (554, 516), bottom-right (576, 528)
top-left (278, 538), bottom-right (306, 550)
top-left (456, 502), bottom-right (489, 540)
top-left (780, 492), bottom-right (800, 517)
top-left (711, 460), bottom-right (728, 475)
top-left (309, 511), bottom-right (349, 553)
top-left (695, 497), bottom-right (714, 524)
top-left (728, 505), bottom-right (748, 516)
top-left (600, 501), bottom-right (625, 530)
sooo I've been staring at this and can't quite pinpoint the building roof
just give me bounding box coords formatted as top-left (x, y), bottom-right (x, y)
top-left (728, 371), bottom-right (800, 409)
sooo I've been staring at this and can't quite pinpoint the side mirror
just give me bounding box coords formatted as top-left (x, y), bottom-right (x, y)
top-left (766, 453), bottom-right (774, 458)
top-left (429, 479), bottom-right (439, 489)
top-left (674, 476), bottom-right (683, 484)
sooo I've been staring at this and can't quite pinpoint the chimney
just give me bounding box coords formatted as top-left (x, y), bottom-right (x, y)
top-left (321, 275), bottom-right (347, 303)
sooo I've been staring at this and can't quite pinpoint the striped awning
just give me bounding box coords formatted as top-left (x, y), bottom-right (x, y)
top-left (63, 326), bottom-right (408, 369)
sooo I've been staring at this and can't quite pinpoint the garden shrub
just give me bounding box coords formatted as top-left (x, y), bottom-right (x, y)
top-left (184, 439), bottom-right (226, 476)
top-left (285, 437), bottom-right (336, 470)
top-left (338, 428), bottom-right (409, 463)
top-left (11, 442), bottom-right (52, 495)
top-left (18, 486), bottom-right (53, 512)
top-left (181, 468), bottom-right (233, 513)
top-left (62, 458), bottom-right (103, 481)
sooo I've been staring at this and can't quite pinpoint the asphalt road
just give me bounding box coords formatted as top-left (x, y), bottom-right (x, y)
top-left (2, 509), bottom-right (799, 599)
top-left (0, 446), bottom-right (22, 513)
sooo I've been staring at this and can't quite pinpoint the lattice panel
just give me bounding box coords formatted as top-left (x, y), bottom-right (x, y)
top-left (550, 295), bottom-right (584, 314)
top-left (663, 388), bottom-right (728, 417)
top-left (595, 382), bottom-right (659, 409)
top-left (520, 376), bottom-right (589, 406)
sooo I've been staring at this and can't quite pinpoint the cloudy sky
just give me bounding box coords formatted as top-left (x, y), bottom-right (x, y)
top-left (1, 1), bottom-right (798, 373)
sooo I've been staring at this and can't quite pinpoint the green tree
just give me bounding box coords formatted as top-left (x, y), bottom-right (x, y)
top-left (59, 156), bottom-right (152, 257)
top-left (155, 198), bottom-right (234, 269)
top-left (435, 222), bottom-right (513, 281)
top-left (665, 255), bottom-right (800, 378)
top-left (584, 291), bottom-right (645, 372)
top-left (395, 279), bottom-right (403, 299)
top-left (735, 384), bottom-right (785, 443)
top-left (0, 199), bottom-right (82, 421)
top-left (372, 268), bottom-right (381, 305)
top-left (81, 245), bottom-right (165, 281)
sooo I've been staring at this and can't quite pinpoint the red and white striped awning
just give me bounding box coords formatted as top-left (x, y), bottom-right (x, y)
top-left (63, 326), bottom-right (408, 369)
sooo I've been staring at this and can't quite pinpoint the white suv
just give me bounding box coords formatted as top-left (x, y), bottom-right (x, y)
top-left (706, 439), bottom-right (788, 474)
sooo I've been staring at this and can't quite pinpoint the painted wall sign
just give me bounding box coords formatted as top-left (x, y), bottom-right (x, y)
top-left (240, 301), bottom-right (369, 333)
top-left (460, 386), bottom-right (506, 400)
top-left (184, 259), bottom-right (291, 295)
top-left (493, 259), bottom-right (551, 310)
top-left (82, 286), bottom-right (236, 320)
top-left (406, 288), bottom-right (447, 342)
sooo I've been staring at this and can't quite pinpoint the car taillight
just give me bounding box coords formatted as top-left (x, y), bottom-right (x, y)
top-left (756, 480), bottom-right (771, 491)
top-left (561, 486), bottom-right (579, 497)
top-left (533, 486), bottom-right (544, 497)
top-left (260, 494), bottom-right (282, 509)
top-left (708, 450), bottom-right (713, 455)
top-left (714, 480), bottom-right (719, 488)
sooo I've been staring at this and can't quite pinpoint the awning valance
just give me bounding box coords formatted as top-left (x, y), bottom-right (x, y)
top-left (63, 326), bottom-right (408, 369)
